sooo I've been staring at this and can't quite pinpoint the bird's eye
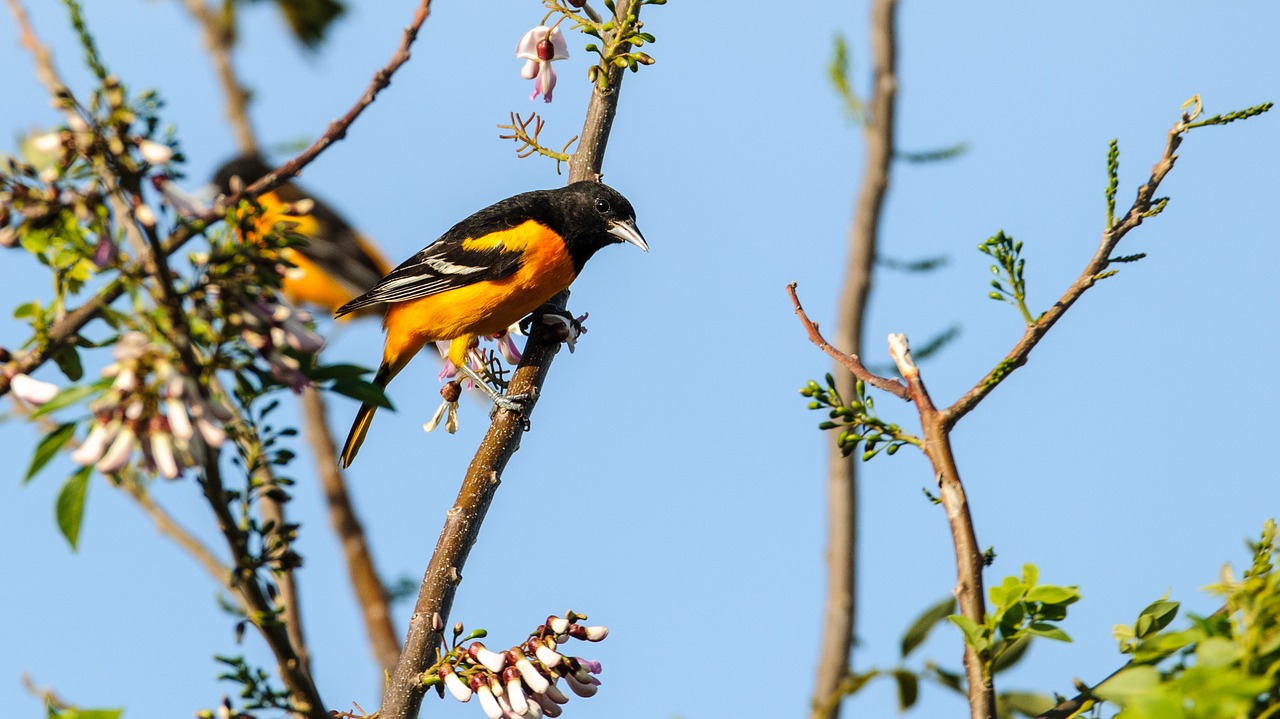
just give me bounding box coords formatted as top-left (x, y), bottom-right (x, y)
top-left (594, 198), bottom-right (610, 213)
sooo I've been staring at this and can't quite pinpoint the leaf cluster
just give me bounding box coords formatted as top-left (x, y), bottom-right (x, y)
top-left (800, 373), bottom-right (919, 461)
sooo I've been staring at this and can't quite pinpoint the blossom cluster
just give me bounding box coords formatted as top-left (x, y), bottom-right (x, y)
top-left (70, 332), bottom-right (229, 478)
top-left (432, 612), bottom-right (608, 719)
top-left (229, 299), bottom-right (325, 391)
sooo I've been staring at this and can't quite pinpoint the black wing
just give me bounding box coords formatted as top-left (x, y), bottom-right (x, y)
top-left (271, 183), bottom-right (387, 296)
top-left (334, 193), bottom-right (551, 317)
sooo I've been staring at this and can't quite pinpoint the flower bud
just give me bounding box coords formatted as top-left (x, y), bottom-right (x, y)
top-left (441, 666), bottom-right (472, 702)
top-left (138, 139), bottom-right (173, 165)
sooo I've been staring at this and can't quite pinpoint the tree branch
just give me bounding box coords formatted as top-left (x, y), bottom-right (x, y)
top-left (179, 0), bottom-right (259, 155)
top-left (812, 5), bottom-right (899, 711)
top-left (302, 387), bottom-right (401, 673)
top-left (887, 334), bottom-right (993, 719)
top-left (0, 0), bottom-right (434, 399)
top-left (941, 108), bottom-right (1193, 430)
top-left (378, 4), bottom-right (640, 718)
top-left (788, 284), bottom-right (909, 401)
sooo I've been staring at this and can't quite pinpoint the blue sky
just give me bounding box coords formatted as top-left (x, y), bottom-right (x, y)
top-left (3, 1), bottom-right (1279, 718)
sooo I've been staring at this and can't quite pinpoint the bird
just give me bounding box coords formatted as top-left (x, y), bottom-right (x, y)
top-left (212, 155), bottom-right (393, 318)
top-left (335, 180), bottom-right (647, 467)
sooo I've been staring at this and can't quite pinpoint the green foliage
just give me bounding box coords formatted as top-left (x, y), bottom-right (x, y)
top-left (46, 705), bottom-right (123, 719)
top-left (1106, 138), bottom-right (1120, 228)
top-left (549, 0), bottom-right (662, 90)
top-left (800, 374), bottom-right (919, 460)
top-left (1185, 101), bottom-right (1274, 130)
top-left (1097, 520), bottom-right (1280, 718)
top-left (878, 254), bottom-right (949, 273)
top-left (828, 34), bottom-right (866, 125)
top-left (948, 564), bottom-right (1080, 681)
top-left (26, 421), bottom-right (78, 483)
top-left (215, 655), bottom-right (295, 712)
top-left (902, 595), bottom-right (957, 658)
top-left (897, 141), bottom-right (969, 164)
top-left (979, 230), bottom-right (1038, 326)
top-left (56, 465), bottom-right (93, 550)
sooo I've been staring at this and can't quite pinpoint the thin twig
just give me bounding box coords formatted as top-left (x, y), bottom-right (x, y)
top-left (378, 4), bottom-right (641, 718)
top-left (811, 4), bottom-right (899, 715)
top-left (887, 334), bottom-right (994, 719)
top-left (787, 284), bottom-right (909, 401)
top-left (0, 0), bottom-right (434, 399)
top-left (941, 109), bottom-right (1194, 430)
top-left (179, 0), bottom-right (259, 155)
top-left (302, 386), bottom-right (400, 672)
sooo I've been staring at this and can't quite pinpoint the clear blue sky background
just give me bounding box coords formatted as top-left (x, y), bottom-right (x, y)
top-left (3, 1), bottom-right (1279, 717)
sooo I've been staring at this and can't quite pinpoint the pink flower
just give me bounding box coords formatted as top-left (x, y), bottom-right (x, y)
top-left (516, 26), bottom-right (569, 103)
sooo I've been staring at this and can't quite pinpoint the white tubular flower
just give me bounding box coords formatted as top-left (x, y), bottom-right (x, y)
top-left (441, 667), bottom-right (472, 703)
top-left (503, 668), bottom-right (529, 716)
top-left (96, 426), bottom-right (137, 473)
top-left (469, 643), bottom-right (508, 674)
top-left (137, 139), bottom-right (173, 165)
top-left (475, 681), bottom-right (503, 719)
top-left (150, 430), bottom-right (180, 479)
top-left (546, 616), bottom-right (570, 635)
top-left (195, 416), bottom-right (226, 448)
top-left (166, 397), bottom-right (194, 441)
top-left (534, 642), bottom-right (562, 669)
top-left (30, 132), bottom-right (62, 154)
top-left (10, 373), bottom-right (59, 405)
top-left (582, 625), bottom-right (609, 642)
top-left (71, 421), bottom-right (118, 466)
top-left (514, 653), bottom-right (550, 694)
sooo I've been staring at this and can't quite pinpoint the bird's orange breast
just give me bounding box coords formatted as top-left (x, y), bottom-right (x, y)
top-left (381, 220), bottom-right (577, 362)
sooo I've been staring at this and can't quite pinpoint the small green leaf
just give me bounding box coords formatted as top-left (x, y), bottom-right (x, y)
top-left (29, 382), bottom-right (102, 419)
top-left (306, 363), bottom-right (372, 382)
top-left (997, 691), bottom-right (1056, 718)
top-left (53, 344), bottom-right (84, 382)
top-left (991, 634), bottom-right (1032, 674)
top-left (948, 615), bottom-right (988, 652)
top-left (329, 379), bottom-right (394, 410)
top-left (901, 595), bottom-right (957, 657)
top-left (1133, 598), bottom-right (1179, 639)
top-left (1094, 665), bottom-right (1160, 703)
top-left (26, 422), bottom-right (77, 483)
top-left (1021, 563), bottom-right (1039, 587)
top-left (1025, 622), bottom-right (1071, 642)
top-left (54, 709), bottom-right (124, 719)
top-left (56, 466), bottom-right (93, 550)
top-left (893, 670), bottom-right (919, 710)
top-left (1025, 584), bottom-right (1079, 605)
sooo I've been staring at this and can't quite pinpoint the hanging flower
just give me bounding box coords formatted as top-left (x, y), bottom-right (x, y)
top-left (8, 371), bottom-right (60, 405)
top-left (516, 26), bottom-right (569, 103)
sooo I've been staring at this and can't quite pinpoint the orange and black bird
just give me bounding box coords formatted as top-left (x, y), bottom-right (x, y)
top-left (212, 155), bottom-right (393, 318)
top-left (335, 180), bottom-right (647, 467)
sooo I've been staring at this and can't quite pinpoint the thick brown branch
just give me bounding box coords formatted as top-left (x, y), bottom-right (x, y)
top-left (788, 284), bottom-right (910, 401)
top-left (811, 4), bottom-right (899, 714)
top-left (378, 4), bottom-right (640, 718)
top-left (941, 112), bottom-right (1190, 429)
top-left (302, 387), bottom-right (400, 672)
top-left (888, 334), bottom-right (993, 719)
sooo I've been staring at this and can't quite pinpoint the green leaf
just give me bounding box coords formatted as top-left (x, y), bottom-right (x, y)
top-left (1021, 563), bottom-right (1039, 587)
top-left (997, 691), bottom-right (1056, 718)
top-left (1025, 584), bottom-right (1080, 605)
top-left (901, 595), bottom-right (957, 657)
top-left (273, 0), bottom-right (347, 50)
top-left (1025, 622), bottom-right (1071, 642)
top-left (53, 344), bottom-right (84, 382)
top-left (991, 634), bottom-right (1032, 674)
top-left (53, 709), bottom-right (123, 719)
top-left (1133, 598), bottom-right (1179, 639)
top-left (26, 422), bottom-right (77, 483)
top-left (29, 382), bottom-right (102, 419)
top-left (948, 615), bottom-right (988, 653)
top-left (305, 363), bottom-right (371, 382)
top-left (329, 379), bottom-right (394, 410)
top-left (1094, 665), bottom-right (1160, 703)
top-left (893, 670), bottom-right (919, 710)
top-left (56, 466), bottom-right (92, 550)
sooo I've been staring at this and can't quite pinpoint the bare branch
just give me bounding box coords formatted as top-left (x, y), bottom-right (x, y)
top-left (179, 0), bottom-right (259, 155)
top-left (301, 387), bottom-right (400, 672)
top-left (942, 106), bottom-right (1196, 429)
top-left (379, 4), bottom-right (642, 718)
top-left (887, 334), bottom-right (993, 719)
top-left (787, 284), bottom-right (909, 401)
top-left (811, 4), bottom-right (899, 713)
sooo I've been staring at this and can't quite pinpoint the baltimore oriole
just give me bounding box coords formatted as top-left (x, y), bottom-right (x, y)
top-left (212, 155), bottom-right (393, 317)
top-left (335, 180), bottom-right (647, 467)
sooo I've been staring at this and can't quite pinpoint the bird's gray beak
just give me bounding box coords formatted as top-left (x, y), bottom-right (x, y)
top-left (607, 218), bottom-right (649, 252)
